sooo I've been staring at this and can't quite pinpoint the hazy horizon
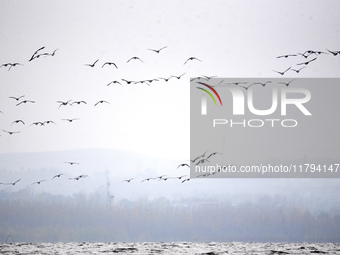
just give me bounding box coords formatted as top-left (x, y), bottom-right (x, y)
top-left (1, 0), bottom-right (340, 243)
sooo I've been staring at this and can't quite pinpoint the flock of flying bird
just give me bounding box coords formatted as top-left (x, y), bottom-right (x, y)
top-left (273, 49), bottom-right (340, 75)
top-left (2, 45), bottom-right (338, 191)
top-left (0, 150), bottom-right (222, 187)
top-left (191, 76), bottom-right (298, 90)
top-left (120, 150), bottom-right (223, 184)
top-left (1, 45), bottom-right (199, 89)
top-left (82, 46), bottom-right (201, 69)
top-left (0, 162), bottom-right (88, 186)
top-left (82, 47), bottom-right (195, 87)
top-left (0, 96), bottom-right (116, 136)
top-left (0, 45), bottom-right (210, 191)
top-left (0, 45), bottom-right (202, 139)
top-left (0, 47), bottom-right (58, 71)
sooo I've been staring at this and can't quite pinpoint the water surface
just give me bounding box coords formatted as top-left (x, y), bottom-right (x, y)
top-left (1, 242), bottom-right (339, 254)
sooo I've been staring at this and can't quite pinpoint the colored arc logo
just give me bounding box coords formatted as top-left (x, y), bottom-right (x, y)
top-left (196, 82), bottom-right (222, 106)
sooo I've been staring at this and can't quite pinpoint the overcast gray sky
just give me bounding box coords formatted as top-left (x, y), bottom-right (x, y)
top-left (1, 0), bottom-right (339, 159)
top-left (0, 0), bottom-right (340, 200)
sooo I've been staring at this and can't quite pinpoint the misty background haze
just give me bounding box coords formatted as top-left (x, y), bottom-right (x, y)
top-left (1, 0), bottom-right (340, 243)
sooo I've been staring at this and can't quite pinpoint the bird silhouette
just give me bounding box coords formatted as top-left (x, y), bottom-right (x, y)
top-left (94, 100), bottom-right (110, 106)
top-left (196, 158), bottom-right (209, 165)
top-left (162, 176), bottom-right (186, 181)
top-left (299, 50), bottom-right (327, 58)
top-left (177, 163), bottom-right (190, 169)
top-left (57, 100), bottom-right (72, 109)
top-left (290, 66), bottom-right (306, 73)
top-left (206, 152), bottom-right (222, 159)
top-left (216, 79), bottom-right (225, 85)
top-left (69, 175), bottom-right (88, 180)
top-left (145, 79), bottom-right (159, 83)
top-left (49, 48), bottom-right (58, 56)
top-left (121, 79), bottom-right (135, 85)
top-left (2, 130), bottom-right (20, 135)
top-left (102, 62), bottom-right (118, 69)
top-left (277, 54), bottom-right (297, 58)
top-left (190, 77), bottom-right (201, 82)
top-left (71, 101), bottom-right (87, 105)
top-left (298, 50), bottom-right (318, 58)
top-left (3, 179), bottom-right (21, 185)
top-left (62, 118), bottom-right (79, 122)
top-left (84, 59), bottom-right (99, 67)
top-left (298, 52), bottom-right (313, 58)
top-left (273, 67), bottom-right (291, 75)
top-left (239, 83), bottom-right (255, 90)
top-left (155, 175), bottom-right (166, 180)
top-left (9, 95), bottom-right (25, 101)
top-left (30, 121), bottom-right (45, 126)
top-left (190, 151), bottom-right (208, 163)
top-left (29, 46), bottom-right (45, 61)
top-left (43, 120), bottom-right (55, 125)
top-left (1, 63), bottom-right (11, 68)
top-left (158, 76), bottom-right (174, 82)
top-left (161, 177), bottom-right (173, 181)
top-left (107, 80), bottom-right (122, 86)
top-left (11, 120), bottom-right (25, 125)
top-left (135, 80), bottom-right (151, 86)
top-left (314, 51), bottom-right (328, 55)
top-left (327, 49), bottom-right (340, 56)
top-left (184, 57), bottom-right (202, 65)
top-left (181, 178), bottom-right (190, 183)
top-left (16, 100), bottom-right (35, 106)
top-left (39, 48), bottom-right (58, 57)
top-left (197, 173), bottom-right (211, 178)
top-left (32, 180), bottom-right (46, 185)
top-left (1, 63), bottom-right (23, 71)
top-left (126, 57), bottom-right (144, 63)
top-left (148, 46), bottom-right (168, 53)
top-left (171, 73), bottom-right (186, 80)
top-left (253, 81), bottom-right (272, 87)
top-left (297, 57), bottom-right (317, 65)
top-left (64, 161), bottom-right (80, 165)
top-left (52, 173), bottom-right (64, 179)
top-left (141, 177), bottom-right (157, 182)
top-left (175, 175), bottom-right (187, 180)
top-left (278, 79), bottom-right (295, 87)
top-left (8, 63), bottom-right (23, 70)
top-left (122, 178), bottom-right (134, 182)
top-left (227, 82), bottom-right (248, 86)
top-left (303, 50), bottom-right (316, 54)
top-left (201, 75), bottom-right (218, 81)
top-left (69, 177), bottom-right (81, 180)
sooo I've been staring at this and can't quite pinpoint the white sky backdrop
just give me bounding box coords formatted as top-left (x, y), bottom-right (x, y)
top-left (0, 0), bottom-right (339, 159)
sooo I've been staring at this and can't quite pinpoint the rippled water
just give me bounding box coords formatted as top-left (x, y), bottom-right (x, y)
top-left (1, 242), bottom-right (340, 254)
